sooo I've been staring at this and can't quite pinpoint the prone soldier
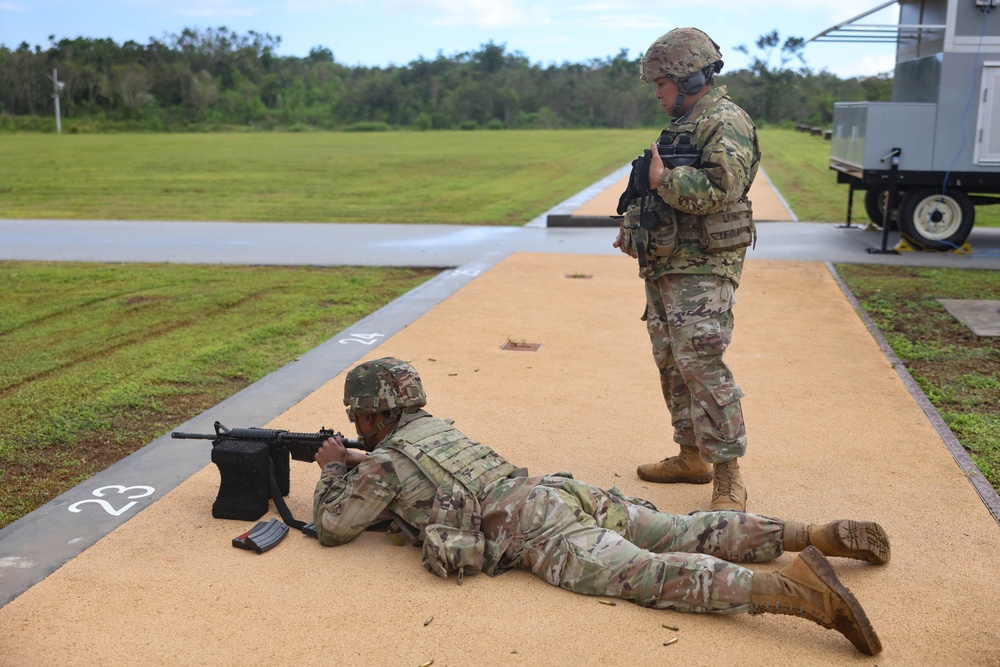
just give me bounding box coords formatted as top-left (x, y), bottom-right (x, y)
top-left (312, 357), bottom-right (888, 656)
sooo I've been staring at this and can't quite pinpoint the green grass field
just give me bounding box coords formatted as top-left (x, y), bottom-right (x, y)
top-left (0, 262), bottom-right (436, 528)
top-left (758, 127), bottom-right (1000, 227)
top-left (0, 130), bottom-right (652, 224)
top-left (4, 127), bottom-right (997, 227)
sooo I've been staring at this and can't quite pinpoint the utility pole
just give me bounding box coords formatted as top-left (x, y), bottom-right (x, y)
top-left (48, 68), bottom-right (64, 134)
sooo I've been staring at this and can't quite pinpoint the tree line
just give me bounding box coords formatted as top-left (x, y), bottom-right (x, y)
top-left (0, 27), bottom-right (893, 132)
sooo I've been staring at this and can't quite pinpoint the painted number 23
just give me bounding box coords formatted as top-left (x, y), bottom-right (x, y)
top-left (68, 485), bottom-right (155, 517)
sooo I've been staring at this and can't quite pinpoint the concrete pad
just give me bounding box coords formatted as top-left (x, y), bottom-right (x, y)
top-left (938, 299), bottom-right (1000, 337)
top-left (1, 254), bottom-right (998, 666)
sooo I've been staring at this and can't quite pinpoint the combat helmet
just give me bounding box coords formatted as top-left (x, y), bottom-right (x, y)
top-left (640, 27), bottom-right (724, 116)
top-left (344, 357), bottom-right (426, 446)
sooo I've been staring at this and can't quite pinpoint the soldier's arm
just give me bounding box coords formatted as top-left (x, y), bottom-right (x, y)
top-left (312, 451), bottom-right (400, 547)
top-left (656, 107), bottom-right (757, 215)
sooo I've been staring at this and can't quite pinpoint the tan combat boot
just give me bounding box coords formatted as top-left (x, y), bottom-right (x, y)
top-left (709, 458), bottom-right (746, 511)
top-left (783, 520), bottom-right (891, 565)
top-left (750, 546), bottom-right (882, 656)
top-left (636, 445), bottom-right (712, 484)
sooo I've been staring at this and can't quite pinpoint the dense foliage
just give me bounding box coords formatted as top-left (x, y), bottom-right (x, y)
top-left (0, 27), bottom-right (893, 132)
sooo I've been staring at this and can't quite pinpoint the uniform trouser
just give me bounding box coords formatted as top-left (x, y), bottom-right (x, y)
top-left (644, 273), bottom-right (746, 463)
top-left (496, 476), bottom-right (783, 613)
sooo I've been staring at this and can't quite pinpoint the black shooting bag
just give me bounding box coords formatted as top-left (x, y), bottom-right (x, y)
top-left (210, 439), bottom-right (295, 523)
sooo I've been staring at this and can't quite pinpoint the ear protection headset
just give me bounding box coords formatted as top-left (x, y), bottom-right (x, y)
top-left (678, 60), bottom-right (724, 94)
top-left (671, 61), bottom-right (724, 116)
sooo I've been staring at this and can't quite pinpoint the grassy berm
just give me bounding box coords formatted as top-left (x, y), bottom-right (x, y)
top-left (0, 262), bottom-right (437, 529)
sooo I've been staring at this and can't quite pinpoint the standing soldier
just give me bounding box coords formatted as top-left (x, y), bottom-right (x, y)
top-left (614, 27), bottom-right (760, 511)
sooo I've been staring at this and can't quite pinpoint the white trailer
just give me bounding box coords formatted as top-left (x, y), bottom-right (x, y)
top-left (813, 0), bottom-right (1000, 251)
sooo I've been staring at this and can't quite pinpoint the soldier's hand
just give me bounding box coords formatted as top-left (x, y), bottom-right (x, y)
top-left (315, 436), bottom-right (348, 468)
top-left (648, 142), bottom-right (666, 189)
top-left (613, 221), bottom-right (637, 258)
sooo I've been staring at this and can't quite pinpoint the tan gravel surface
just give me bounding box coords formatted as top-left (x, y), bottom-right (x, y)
top-left (1, 252), bottom-right (998, 666)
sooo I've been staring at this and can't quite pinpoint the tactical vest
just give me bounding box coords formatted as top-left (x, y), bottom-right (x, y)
top-left (624, 88), bottom-right (756, 259)
top-left (383, 412), bottom-right (518, 581)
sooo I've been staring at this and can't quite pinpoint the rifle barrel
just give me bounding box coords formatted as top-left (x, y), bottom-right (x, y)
top-left (171, 432), bottom-right (216, 440)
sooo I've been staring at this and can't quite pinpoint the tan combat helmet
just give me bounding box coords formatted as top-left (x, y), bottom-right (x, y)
top-left (640, 27), bottom-right (724, 116)
top-left (343, 356), bottom-right (426, 447)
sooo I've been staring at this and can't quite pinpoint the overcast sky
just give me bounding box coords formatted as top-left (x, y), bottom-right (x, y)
top-left (0, 0), bottom-right (901, 78)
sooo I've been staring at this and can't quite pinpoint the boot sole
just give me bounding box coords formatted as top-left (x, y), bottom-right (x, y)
top-left (800, 546), bottom-right (883, 656)
top-left (636, 471), bottom-right (713, 484)
top-left (833, 521), bottom-right (891, 565)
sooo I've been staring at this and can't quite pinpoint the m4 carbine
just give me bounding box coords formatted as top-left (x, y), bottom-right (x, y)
top-left (172, 421), bottom-right (363, 533)
top-left (172, 420), bottom-right (362, 461)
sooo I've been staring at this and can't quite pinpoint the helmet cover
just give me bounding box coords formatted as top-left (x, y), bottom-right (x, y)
top-left (344, 357), bottom-right (427, 419)
top-left (639, 27), bottom-right (723, 83)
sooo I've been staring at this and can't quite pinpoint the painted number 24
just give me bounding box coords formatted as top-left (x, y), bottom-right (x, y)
top-left (338, 333), bottom-right (384, 345)
top-left (68, 485), bottom-right (155, 517)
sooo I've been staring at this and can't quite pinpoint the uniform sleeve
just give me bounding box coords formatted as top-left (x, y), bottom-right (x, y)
top-left (657, 104), bottom-right (759, 216)
top-left (312, 451), bottom-right (401, 547)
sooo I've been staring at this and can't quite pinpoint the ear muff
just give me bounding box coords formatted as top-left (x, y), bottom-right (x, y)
top-left (680, 70), bottom-right (706, 94)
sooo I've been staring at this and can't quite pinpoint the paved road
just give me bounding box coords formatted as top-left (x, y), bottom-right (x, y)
top-left (3, 218), bottom-right (1000, 269)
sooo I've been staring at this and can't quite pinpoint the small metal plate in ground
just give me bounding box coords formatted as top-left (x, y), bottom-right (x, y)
top-left (937, 299), bottom-right (1000, 337)
top-left (501, 341), bottom-right (541, 351)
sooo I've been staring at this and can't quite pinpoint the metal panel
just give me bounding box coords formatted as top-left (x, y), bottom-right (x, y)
top-left (863, 102), bottom-right (938, 169)
top-left (831, 102), bottom-right (937, 171)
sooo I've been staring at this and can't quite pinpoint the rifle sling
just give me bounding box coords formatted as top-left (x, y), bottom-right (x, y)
top-left (268, 457), bottom-right (308, 532)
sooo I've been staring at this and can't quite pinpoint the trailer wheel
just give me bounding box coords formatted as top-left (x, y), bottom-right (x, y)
top-left (898, 187), bottom-right (975, 251)
top-left (863, 187), bottom-right (901, 230)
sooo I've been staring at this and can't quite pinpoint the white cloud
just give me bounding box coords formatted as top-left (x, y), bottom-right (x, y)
top-left (0, 1), bottom-right (28, 10)
top-left (381, 0), bottom-right (554, 28)
top-left (129, 0), bottom-right (262, 19)
top-left (284, 0), bottom-right (352, 10)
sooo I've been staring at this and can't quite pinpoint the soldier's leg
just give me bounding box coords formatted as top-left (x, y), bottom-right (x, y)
top-left (514, 481), bottom-right (884, 653)
top-left (611, 494), bottom-right (889, 565)
top-left (624, 506), bottom-right (784, 563)
top-left (669, 294), bottom-right (748, 511)
top-left (672, 308), bottom-right (746, 463)
top-left (636, 278), bottom-right (712, 484)
top-left (783, 520), bottom-right (891, 565)
top-left (516, 484), bottom-right (753, 613)
top-left (553, 476), bottom-right (782, 563)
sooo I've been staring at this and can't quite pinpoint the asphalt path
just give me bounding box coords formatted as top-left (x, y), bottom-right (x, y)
top-left (4, 217), bottom-right (1000, 269)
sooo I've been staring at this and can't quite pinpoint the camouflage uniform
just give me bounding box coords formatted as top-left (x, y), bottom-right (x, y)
top-left (314, 411), bottom-right (788, 613)
top-left (316, 359), bottom-right (890, 654)
top-left (624, 32), bottom-right (761, 465)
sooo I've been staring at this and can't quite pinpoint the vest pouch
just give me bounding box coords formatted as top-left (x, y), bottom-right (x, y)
top-left (421, 523), bottom-right (486, 579)
top-left (644, 198), bottom-right (677, 258)
top-left (620, 205), bottom-right (641, 257)
top-left (700, 200), bottom-right (755, 253)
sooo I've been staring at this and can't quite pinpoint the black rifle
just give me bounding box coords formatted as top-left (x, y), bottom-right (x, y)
top-left (173, 421), bottom-right (420, 550)
top-left (172, 421), bottom-right (362, 537)
top-left (171, 421), bottom-right (363, 461)
top-left (617, 148), bottom-right (665, 269)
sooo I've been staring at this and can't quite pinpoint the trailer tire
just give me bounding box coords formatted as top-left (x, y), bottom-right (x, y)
top-left (863, 187), bottom-right (901, 230)
top-left (898, 187), bottom-right (974, 251)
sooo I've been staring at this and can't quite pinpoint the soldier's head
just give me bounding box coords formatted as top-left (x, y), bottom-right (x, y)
top-left (343, 357), bottom-right (426, 449)
top-left (640, 27), bottom-right (723, 117)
